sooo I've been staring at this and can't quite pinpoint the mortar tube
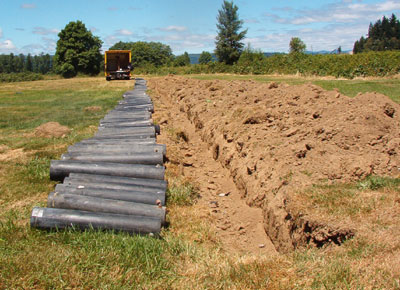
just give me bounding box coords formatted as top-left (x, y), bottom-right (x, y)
top-left (54, 184), bottom-right (165, 206)
top-left (50, 160), bottom-right (165, 181)
top-left (67, 173), bottom-right (167, 190)
top-left (30, 207), bottom-right (161, 235)
top-left (61, 152), bottom-right (164, 165)
top-left (61, 178), bottom-right (166, 195)
top-left (47, 192), bottom-right (166, 223)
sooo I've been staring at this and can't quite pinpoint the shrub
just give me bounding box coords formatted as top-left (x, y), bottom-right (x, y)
top-left (0, 72), bottom-right (44, 83)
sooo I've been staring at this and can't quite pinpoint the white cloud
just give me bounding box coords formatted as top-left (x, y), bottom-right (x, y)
top-left (244, 18), bottom-right (260, 24)
top-left (145, 32), bottom-right (215, 54)
top-left (21, 43), bottom-right (44, 54)
top-left (246, 21), bottom-right (367, 53)
top-left (0, 40), bottom-right (16, 53)
top-left (267, 0), bottom-right (400, 25)
top-left (159, 25), bottom-right (187, 32)
top-left (116, 29), bottom-right (134, 36)
top-left (0, 28), bottom-right (3, 38)
top-left (89, 26), bottom-right (99, 33)
top-left (21, 3), bottom-right (36, 9)
top-left (376, 0), bottom-right (400, 11)
top-left (41, 37), bottom-right (56, 52)
top-left (33, 27), bottom-right (59, 35)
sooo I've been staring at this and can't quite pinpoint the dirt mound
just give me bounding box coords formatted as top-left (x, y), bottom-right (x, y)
top-left (34, 122), bottom-right (71, 138)
top-left (149, 76), bottom-right (400, 252)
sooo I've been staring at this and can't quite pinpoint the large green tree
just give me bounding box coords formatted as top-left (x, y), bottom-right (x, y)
top-left (110, 41), bottom-right (173, 68)
top-left (173, 52), bottom-right (191, 66)
top-left (353, 14), bottom-right (400, 53)
top-left (54, 20), bottom-right (102, 78)
top-left (198, 51), bottom-right (213, 64)
top-left (289, 37), bottom-right (306, 54)
top-left (215, 1), bottom-right (247, 65)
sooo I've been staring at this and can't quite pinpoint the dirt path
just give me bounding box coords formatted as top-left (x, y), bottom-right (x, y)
top-left (150, 81), bottom-right (277, 255)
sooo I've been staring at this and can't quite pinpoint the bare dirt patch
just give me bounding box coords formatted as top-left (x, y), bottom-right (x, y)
top-left (0, 147), bottom-right (25, 162)
top-left (34, 122), bottom-right (71, 138)
top-left (149, 75), bottom-right (400, 253)
top-left (84, 106), bottom-right (102, 112)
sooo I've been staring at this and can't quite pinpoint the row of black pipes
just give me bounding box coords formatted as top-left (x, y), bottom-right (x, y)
top-left (30, 78), bottom-right (167, 235)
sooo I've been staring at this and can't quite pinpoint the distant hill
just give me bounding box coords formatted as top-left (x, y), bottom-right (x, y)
top-left (189, 54), bottom-right (216, 64)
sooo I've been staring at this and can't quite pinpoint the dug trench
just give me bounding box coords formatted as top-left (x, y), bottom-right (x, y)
top-left (148, 75), bottom-right (400, 254)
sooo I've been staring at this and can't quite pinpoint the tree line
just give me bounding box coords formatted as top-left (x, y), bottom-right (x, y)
top-left (0, 53), bottom-right (52, 74)
top-left (1, 1), bottom-right (399, 79)
top-left (109, 41), bottom-right (190, 69)
top-left (353, 14), bottom-right (400, 53)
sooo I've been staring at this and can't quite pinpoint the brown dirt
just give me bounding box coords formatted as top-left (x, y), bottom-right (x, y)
top-left (84, 106), bottom-right (102, 112)
top-left (148, 76), bottom-right (400, 254)
top-left (34, 122), bottom-right (71, 138)
top-left (0, 146), bottom-right (26, 162)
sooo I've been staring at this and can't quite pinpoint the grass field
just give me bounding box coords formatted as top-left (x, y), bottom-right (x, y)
top-left (0, 75), bottom-right (399, 289)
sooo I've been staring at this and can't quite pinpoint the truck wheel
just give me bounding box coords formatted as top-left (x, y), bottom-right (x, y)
top-left (106, 77), bottom-right (111, 81)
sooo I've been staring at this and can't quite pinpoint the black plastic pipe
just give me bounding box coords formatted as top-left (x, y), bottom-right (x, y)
top-left (47, 192), bottom-right (166, 222)
top-left (89, 135), bottom-right (156, 140)
top-left (61, 178), bottom-right (166, 194)
top-left (61, 152), bottom-right (164, 165)
top-left (67, 173), bottom-right (167, 190)
top-left (99, 121), bottom-right (154, 128)
top-left (97, 126), bottom-right (155, 134)
top-left (100, 120), bottom-right (153, 126)
top-left (104, 111), bottom-right (151, 117)
top-left (77, 138), bottom-right (156, 145)
top-left (118, 100), bottom-right (152, 105)
top-left (50, 160), bottom-right (165, 181)
top-left (54, 184), bottom-right (165, 205)
top-left (94, 131), bottom-right (156, 138)
top-left (30, 207), bottom-right (161, 235)
top-left (112, 107), bottom-right (154, 113)
top-left (114, 104), bottom-right (154, 110)
top-left (67, 144), bottom-right (166, 155)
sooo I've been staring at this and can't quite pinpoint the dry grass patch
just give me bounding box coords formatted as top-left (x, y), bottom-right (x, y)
top-left (287, 176), bottom-right (400, 289)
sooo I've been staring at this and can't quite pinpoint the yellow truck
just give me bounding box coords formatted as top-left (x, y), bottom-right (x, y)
top-left (104, 50), bottom-right (132, 81)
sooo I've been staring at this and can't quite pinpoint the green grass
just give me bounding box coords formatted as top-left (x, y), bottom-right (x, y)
top-left (299, 176), bottom-right (400, 217)
top-left (1, 75), bottom-right (400, 289)
top-left (189, 74), bottom-right (400, 103)
top-left (166, 178), bottom-right (199, 206)
top-left (0, 77), bottom-right (285, 290)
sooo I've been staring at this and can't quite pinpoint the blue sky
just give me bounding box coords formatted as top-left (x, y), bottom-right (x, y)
top-left (0, 0), bottom-right (399, 55)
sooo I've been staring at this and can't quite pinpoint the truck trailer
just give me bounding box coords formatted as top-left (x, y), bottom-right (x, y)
top-left (104, 50), bottom-right (131, 81)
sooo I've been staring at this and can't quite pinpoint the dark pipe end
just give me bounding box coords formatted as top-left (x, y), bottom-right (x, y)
top-left (154, 124), bottom-right (160, 135)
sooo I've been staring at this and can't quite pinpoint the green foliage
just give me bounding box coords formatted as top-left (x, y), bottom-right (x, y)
top-left (236, 45), bottom-right (265, 74)
top-left (0, 72), bottom-right (44, 83)
top-left (54, 20), bottom-right (102, 78)
top-left (173, 52), bottom-right (191, 67)
top-left (129, 51), bottom-right (400, 79)
top-left (198, 51), bottom-right (213, 64)
top-left (167, 179), bottom-right (198, 206)
top-left (215, 1), bottom-right (247, 64)
top-left (0, 53), bottom-right (52, 74)
top-left (357, 175), bottom-right (400, 191)
top-left (354, 14), bottom-right (400, 53)
top-left (110, 41), bottom-right (173, 68)
top-left (289, 37), bottom-right (306, 54)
